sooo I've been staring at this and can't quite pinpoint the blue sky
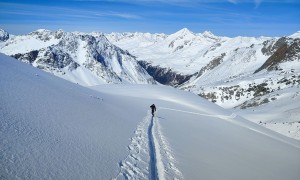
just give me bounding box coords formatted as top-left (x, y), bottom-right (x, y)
top-left (0, 0), bottom-right (299, 37)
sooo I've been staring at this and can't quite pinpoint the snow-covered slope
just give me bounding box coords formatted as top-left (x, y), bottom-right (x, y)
top-left (1, 54), bottom-right (300, 180)
top-left (233, 87), bottom-right (300, 140)
top-left (107, 29), bottom-right (300, 139)
top-left (0, 29), bottom-right (155, 86)
top-left (107, 29), bottom-right (300, 106)
top-left (106, 28), bottom-right (268, 77)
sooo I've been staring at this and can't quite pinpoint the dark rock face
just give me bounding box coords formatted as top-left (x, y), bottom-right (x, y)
top-left (138, 53), bottom-right (225, 86)
top-left (138, 61), bottom-right (194, 86)
top-left (261, 37), bottom-right (287, 56)
top-left (255, 44), bottom-right (288, 73)
top-left (11, 48), bottom-right (80, 73)
top-left (255, 38), bottom-right (300, 73)
top-left (11, 50), bottom-right (39, 64)
top-left (285, 39), bottom-right (300, 61)
top-left (36, 47), bottom-right (79, 71)
top-left (196, 53), bottom-right (225, 78)
top-left (0, 29), bottom-right (9, 41)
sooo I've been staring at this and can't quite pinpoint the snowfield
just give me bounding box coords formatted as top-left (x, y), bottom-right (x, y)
top-left (1, 28), bottom-right (300, 140)
top-left (106, 28), bottom-right (300, 141)
top-left (1, 54), bottom-right (300, 179)
top-left (233, 87), bottom-right (300, 140)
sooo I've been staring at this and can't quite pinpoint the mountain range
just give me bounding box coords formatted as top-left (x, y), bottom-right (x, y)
top-left (1, 54), bottom-right (299, 179)
top-left (0, 29), bottom-right (155, 86)
top-left (106, 28), bottom-right (300, 109)
top-left (1, 28), bottom-right (299, 107)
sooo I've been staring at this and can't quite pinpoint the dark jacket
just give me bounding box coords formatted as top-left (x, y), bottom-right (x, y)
top-left (150, 104), bottom-right (156, 112)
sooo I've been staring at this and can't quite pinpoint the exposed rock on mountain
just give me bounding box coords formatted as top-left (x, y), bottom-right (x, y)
top-left (138, 60), bottom-right (194, 86)
top-left (1, 28), bottom-right (299, 108)
top-left (0, 29), bottom-right (9, 41)
top-left (107, 28), bottom-right (300, 108)
top-left (255, 38), bottom-right (300, 73)
top-left (195, 53), bottom-right (226, 78)
top-left (0, 29), bottom-right (155, 86)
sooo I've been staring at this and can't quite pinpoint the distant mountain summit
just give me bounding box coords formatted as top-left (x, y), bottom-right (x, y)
top-left (106, 28), bottom-right (300, 108)
top-left (0, 29), bottom-right (9, 41)
top-left (1, 28), bottom-right (299, 108)
top-left (0, 29), bottom-right (155, 86)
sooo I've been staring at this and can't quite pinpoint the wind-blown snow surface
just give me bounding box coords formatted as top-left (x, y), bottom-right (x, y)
top-left (1, 54), bottom-right (300, 180)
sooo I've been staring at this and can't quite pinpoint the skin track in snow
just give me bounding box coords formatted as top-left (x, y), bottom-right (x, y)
top-left (2, 55), bottom-right (300, 180)
top-left (114, 112), bottom-right (182, 180)
top-left (148, 115), bottom-right (158, 180)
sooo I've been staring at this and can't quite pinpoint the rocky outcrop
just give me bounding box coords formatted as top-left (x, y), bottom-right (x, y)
top-left (1, 29), bottom-right (155, 85)
top-left (138, 61), bottom-right (194, 86)
top-left (0, 29), bottom-right (9, 41)
top-left (11, 50), bottom-right (39, 64)
top-left (198, 71), bottom-right (300, 108)
top-left (256, 38), bottom-right (300, 73)
top-left (36, 47), bottom-right (80, 72)
top-left (261, 37), bottom-right (287, 56)
top-left (196, 53), bottom-right (226, 78)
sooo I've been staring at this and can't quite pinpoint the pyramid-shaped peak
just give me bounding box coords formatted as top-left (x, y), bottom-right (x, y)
top-left (176, 28), bottom-right (194, 34)
top-left (170, 28), bottom-right (195, 38)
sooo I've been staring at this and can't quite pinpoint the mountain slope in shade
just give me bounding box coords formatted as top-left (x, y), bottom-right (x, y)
top-left (1, 54), bottom-right (300, 180)
top-left (0, 29), bottom-right (155, 86)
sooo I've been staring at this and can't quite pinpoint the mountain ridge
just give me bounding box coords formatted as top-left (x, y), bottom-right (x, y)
top-left (106, 28), bottom-right (300, 109)
top-left (1, 28), bottom-right (299, 109)
top-left (1, 28), bottom-right (300, 139)
top-left (0, 28), bottom-right (155, 86)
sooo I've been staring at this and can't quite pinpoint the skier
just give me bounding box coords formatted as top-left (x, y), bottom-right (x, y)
top-left (150, 104), bottom-right (156, 116)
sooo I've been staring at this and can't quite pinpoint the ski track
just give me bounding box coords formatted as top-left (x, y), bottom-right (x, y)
top-left (114, 106), bottom-right (300, 180)
top-left (148, 116), bottom-right (159, 180)
top-left (114, 111), bottom-right (183, 180)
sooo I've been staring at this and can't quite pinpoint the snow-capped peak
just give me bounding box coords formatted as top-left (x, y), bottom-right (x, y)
top-left (89, 31), bottom-right (105, 37)
top-left (0, 29), bottom-right (155, 86)
top-left (171, 28), bottom-right (194, 37)
top-left (29, 29), bottom-right (52, 34)
top-left (202, 30), bottom-right (214, 37)
top-left (199, 30), bottom-right (220, 40)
